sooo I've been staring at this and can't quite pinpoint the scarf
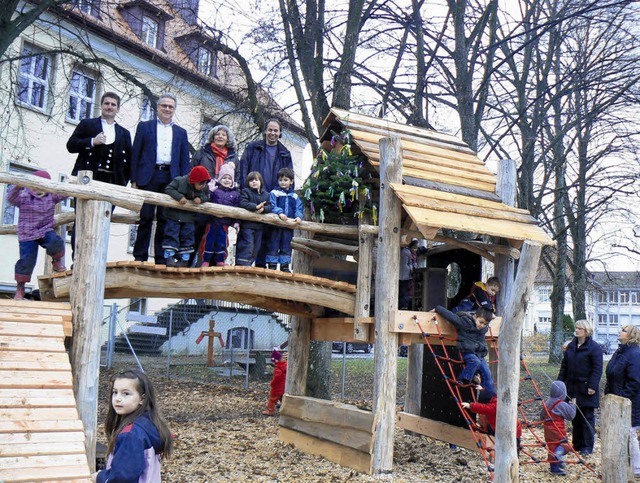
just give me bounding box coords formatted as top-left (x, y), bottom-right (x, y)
top-left (211, 143), bottom-right (229, 177)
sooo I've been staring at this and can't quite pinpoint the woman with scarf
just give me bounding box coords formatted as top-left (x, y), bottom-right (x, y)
top-left (191, 125), bottom-right (237, 265)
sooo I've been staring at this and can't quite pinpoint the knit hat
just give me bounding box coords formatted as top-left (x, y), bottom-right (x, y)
top-left (33, 170), bottom-right (51, 180)
top-left (189, 165), bottom-right (211, 184)
top-left (478, 388), bottom-right (496, 404)
top-left (217, 162), bottom-right (235, 183)
top-left (271, 347), bottom-right (282, 363)
top-left (549, 380), bottom-right (567, 400)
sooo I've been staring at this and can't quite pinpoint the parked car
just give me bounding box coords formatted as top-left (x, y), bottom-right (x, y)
top-left (398, 345), bottom-right (408, 357)
top-left (332, 341), bottom-right (372, 354)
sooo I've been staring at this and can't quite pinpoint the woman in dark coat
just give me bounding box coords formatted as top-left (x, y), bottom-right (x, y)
top-left (605, 324), bottom-right (640, 476)
top-left (558, 319), bottom-right (603, 455)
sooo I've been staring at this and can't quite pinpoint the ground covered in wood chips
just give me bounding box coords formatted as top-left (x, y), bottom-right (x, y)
top-left (97, 365), bottom-right (602, 483)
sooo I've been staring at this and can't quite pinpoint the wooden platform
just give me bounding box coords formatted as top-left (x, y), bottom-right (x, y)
top-left (38, 261), bottom-right (356, 317)
top-left (0, 300), bottom-right (91, 483)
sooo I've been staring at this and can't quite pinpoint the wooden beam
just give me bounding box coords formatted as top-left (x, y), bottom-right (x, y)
top-left (404, 176), bottom-right (500, 202)
top-left (390, 310), bottom-right (502, 336)
top-left (291, 237), bottom-right (358, 255)
top-left (354, 207), bottom-right (374, 341)
top-left (310, 319), bottom-right (373, 343)
top-left (601, 394), bottom-right (632, 482)
top-left (372, 136), bottom-right (402, 474)
top-left (290, 241), bottom-right (320, 259)
top-left (494, 241), bottom-right (542, 483)
top-left (396, 412), bottom-right (488, 452)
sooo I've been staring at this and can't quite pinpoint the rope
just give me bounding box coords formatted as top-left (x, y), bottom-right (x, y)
top-left (412, 313), bottom-right (598, 478)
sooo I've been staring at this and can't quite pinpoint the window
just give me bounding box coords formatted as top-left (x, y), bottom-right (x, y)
top-left (598, 313), bottom-right (619, 327)
top-left (538, 287), bottom-right (551, 303)
top-left (17, 44), bottom-right (52, 111)
top-left (632, 292), bottom-right (639, 305)
top-left (129, 298), bottom-right (147, 314)
top-left (77, 0), bottom-right (99, 15)
top-left (141, 16), bottom-right (159, 48)
top-left (538, 316), bottom-right (551, 325)
top-left (140, 96), bottom-right (155, 122)
top-left (197, 47), bottom-right (213, 75)
top-left (67, 70), bottom-right (96, 122)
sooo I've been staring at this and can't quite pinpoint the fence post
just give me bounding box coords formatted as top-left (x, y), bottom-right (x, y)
top-left (601, 394), bottom-right (632, 483)
top-left (166, 308), bottom-right (173, 379)
top-left (106, 303), bottom-right (118, 369)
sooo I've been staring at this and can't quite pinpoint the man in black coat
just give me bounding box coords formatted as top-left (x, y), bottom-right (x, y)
top-left (66, 91), bottom-right (132, 257)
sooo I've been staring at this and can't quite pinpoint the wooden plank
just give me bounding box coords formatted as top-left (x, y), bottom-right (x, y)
top-left (0, 351), bottom-right (70, 372)
top-left (390, 310), bottom-right (502, 337)
top-left (0, 321), bottom-right (65, 338)
top-left (0, 300), bottom-right (71, 310)
top-left (124, 313), bottom-right (158, 323)
top-left (280, 395), bottom-right (376, 434)
top-left (280, 415), bottom-right (374, 453)
top-left (0, 370), bottom-right (73, 389)
top-left (396, 412), bottom-right (488, 452)
top-left (406, 205), bottom-right (553, 245)
top-left (0, 431), bottom-right (85, 444)
top-left (0, 339), bottom-right (68, 356)
top-left (0, 395), bottom-right (77, 408)
top-left (0, 407), bottom-right (79, 421)
top-left (0, 420), bottom-right (84, 433)
top-left (0, 441), bottom-right (86, 457)
top-left (279, 427), bottom-right (373, 474)
top-left (310, 320), bottom-right (374, 343)
top-left (401, 166), bottom-right (495, 193)
top-left (0, 453), bottom-right (89, 470)
top-left (392, 183), bottom-right (531, 215)
top-left (0, 465), bottom-right (91, 482)
top-left (0, 313), bottom-right (67, 324)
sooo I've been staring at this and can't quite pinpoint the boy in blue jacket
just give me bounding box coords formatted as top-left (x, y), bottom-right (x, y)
top-left (266, 168), bottom-right (303, 273)
top-left (434, 305), bottom-right (495, 392)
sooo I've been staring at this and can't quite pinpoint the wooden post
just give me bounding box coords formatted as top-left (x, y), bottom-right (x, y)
top-left (404, 344), bottom-right (423, 421)
top-left (493, 158), bottom-right (517, 386)
top-left (372, 136), bottom-right (403, 473)
top-left (69, 171), bottom-right (111, 471)
top-left (354, 204), bottom-right (373, 341)
top-left (494, 241), bottom-right (541, 482)
top-left (286, 228), bottom-right (313, 396)
top-left (601, 394), bottom-right (632, 483)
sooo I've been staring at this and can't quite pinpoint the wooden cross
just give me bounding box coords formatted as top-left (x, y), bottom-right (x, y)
top-left (195, 318), bottom-right (225, 367)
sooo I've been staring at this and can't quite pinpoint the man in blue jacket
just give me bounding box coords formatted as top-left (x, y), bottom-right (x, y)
top-left (236, 118), bottom-right (293, 267)
top-left (130, 93), bottom-right (191, 265)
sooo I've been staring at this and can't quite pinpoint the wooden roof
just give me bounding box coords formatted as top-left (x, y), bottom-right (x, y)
top-left (322, 108), bottom-right (554, 247)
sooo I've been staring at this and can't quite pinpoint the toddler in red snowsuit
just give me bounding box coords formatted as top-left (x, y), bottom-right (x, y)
top-left (540, 380), bottom-right (577, 475)
top-left (263, 348), bottom-right (287, 416)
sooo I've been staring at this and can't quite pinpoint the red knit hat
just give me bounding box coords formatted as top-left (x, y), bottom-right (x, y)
top-left (189, 166), bottom-right (211, 184)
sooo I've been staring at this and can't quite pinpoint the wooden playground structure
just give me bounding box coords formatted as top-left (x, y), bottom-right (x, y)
top-left (0, 108), bottom-right (556, 481)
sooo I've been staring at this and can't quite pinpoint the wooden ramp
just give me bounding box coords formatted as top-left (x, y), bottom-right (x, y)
top-left (0, 300), bottom-right (91, 483)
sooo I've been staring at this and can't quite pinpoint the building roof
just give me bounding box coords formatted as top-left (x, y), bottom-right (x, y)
top-left (590, 271), bottom-right (640, 288)
top-left (322, 108), bottom-right (554, 249)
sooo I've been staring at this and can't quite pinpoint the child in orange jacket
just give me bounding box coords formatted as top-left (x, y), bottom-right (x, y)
top-left (263, 348), bottom-right (287, 416)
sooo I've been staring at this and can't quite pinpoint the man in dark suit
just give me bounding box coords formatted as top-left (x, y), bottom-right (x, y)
top-left (130, 93), bottom-right (191, 265)
top-left (66, 91), bottom-right (132, 257)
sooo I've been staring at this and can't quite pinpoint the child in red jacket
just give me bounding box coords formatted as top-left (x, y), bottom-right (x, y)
top-left (263, 348), bottom-right (287, 416)
top-left (462, 387), bottom-right (522, 453)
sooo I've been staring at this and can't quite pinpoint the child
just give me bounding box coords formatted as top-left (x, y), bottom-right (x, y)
top-left (263, 348), bottom-right (288, 416)
top-left (540, 381), bottom-right (577, 475)
top-left (266, 168), bottom-right (303, 273)
top-left (235, 171), bottom-right (271, 266)
top-left (94, 369), bottom-right (172, 483)
top-left (462, 387), bottom-right (522, 450)
top-left (399, 238), bottom-right (427, 309)
top-left (453, 276), bottom-right (501, 314)
top-left (434, 305), bottom-right (495, 392)
top-left (201, 163), bottom-right (240, 267)
top-left (7, 170), bottom-right (67, 300)
top-left (163, 165), bottom-right (211, 267)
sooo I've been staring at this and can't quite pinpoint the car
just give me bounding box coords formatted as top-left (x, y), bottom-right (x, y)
top-left (332, 341), bottom-right (372, 354)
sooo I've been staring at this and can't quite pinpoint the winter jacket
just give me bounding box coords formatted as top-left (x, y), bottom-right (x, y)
top-left (540, 381), bottom-right (577, 421)
top-left (469, 396), bottom-right (522, 437)
top-left (399, 246), bottom-right (416, 281)
top-left (238, 187), bottom-right (271, 230)
top-left (270, 360), bottom-right (287, 397)
top-left (558, 336), bottom-right (603, 408)
top-left (96, 413), bottom-right (163, 483)
top-left (164, 175), bottom-right (210, 223)
top-left (210, 185), bottom-right (239, 226)
top-left (453, 281), bottom-right (497, 313)
top-left (236, 140), bottom-right (293, 192)
top-left (191, 144), bottom-right (237, 178)
top-left (7, 187), bottom-right (67, 241)
top-left (435, 305), bottom-right (489, 358)
top-left (269, 187), bottom-right (303, 220)
top-left (605, 343), bottom-right (640, 426)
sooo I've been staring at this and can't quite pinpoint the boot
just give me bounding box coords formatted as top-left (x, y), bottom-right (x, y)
top-left (267, 263), bottom-right (278, 271)
top-left (280, 263), bottom-right (291, 273)
top-left (52, 258), bottom-right (66, 272)
top-left (14, 282), bottom-right (25, 300)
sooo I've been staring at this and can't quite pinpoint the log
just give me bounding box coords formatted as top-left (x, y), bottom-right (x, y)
top-left (494, 241), bottom-right (542, 483)
top-left (280, 395), bottom-right (376, 434)
top-left (291, 237), bottom-right (358, 255)
top-left (372, 136), bottom-right (403, 473)
top-left (601, 394), bottom-right (632, 483)
top-left (69, 174), bottom-right (111, 471)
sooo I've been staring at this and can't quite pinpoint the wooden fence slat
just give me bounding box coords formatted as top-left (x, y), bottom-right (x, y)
top-left (0, 441), bottom-right (87, 457)
top-left (0, 370), bottom-right (73, 389)
top-left (280, 395), bottom-right (376, 434)
top-left (0, 420), bottom-right (84, 433)
top-left (0, 431), bottom-right (86, 444)
top-left (0, 465), bottom-right (91, 482)
top-left (0, 336), bottom-right (66, 352)
top-left (0, 321), bottom-right (65, 338)
top-left (279, 415), bottom-right (374, 453)
top-left (0, 407), bottom-right (79, 421)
